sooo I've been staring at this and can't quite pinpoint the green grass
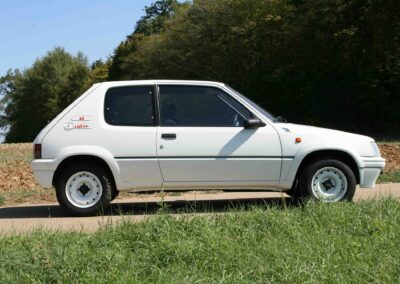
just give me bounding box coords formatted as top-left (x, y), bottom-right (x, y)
top-left (0, 145), bottom-right (32, 167)
top-left (0, 152), bottom-right (32, 162)
top-left (1, 200), bottom-right (400, 283)
top-left (1, 187), bottom-right (56, 205)
top-left (378, 172), bottom-right (400, 183)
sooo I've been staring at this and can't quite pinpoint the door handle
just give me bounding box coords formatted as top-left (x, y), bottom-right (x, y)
top-left (161, 133), bottom-right (177, 139)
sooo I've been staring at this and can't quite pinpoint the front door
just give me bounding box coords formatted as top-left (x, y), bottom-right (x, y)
top-left (156, 85), bottom-right (282, 187)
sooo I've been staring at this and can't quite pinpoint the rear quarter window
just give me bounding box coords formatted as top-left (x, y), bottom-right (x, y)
top-left (104, 86), bottom-right (155, 126)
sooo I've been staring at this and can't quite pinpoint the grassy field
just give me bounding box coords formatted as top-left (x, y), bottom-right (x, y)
top-left (0, 199), bottom-right (399, 283)
top-left (0, 143), bottom-right (399, 206)
top-left (378, 172), bottom-right (400, 183)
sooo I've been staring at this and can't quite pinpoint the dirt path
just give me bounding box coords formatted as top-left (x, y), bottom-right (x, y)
top-left (1, 183), bottom-right (399, 235)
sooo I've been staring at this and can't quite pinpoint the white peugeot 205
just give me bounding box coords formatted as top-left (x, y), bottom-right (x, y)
top-left (32, 80), bottom-right (385, 215)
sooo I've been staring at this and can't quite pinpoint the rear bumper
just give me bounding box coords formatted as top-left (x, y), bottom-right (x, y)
top-left (359, 157), bottom-right (386, 188)
top-left (31, 159), bottom-right (56, 188)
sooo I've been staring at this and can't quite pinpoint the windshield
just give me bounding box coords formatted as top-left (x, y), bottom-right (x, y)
top-left (225, 85), bottom-right (276, 121)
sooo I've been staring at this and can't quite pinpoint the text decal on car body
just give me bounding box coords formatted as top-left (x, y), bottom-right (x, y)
top-left (72, 115), bottom-right (91, 121)
top-left (63, 115), bottom-right (93, 131)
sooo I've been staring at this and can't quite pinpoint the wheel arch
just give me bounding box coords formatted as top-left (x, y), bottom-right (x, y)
top-left (293, 149), bottom-right (360, 188)
top-left (52, 155), bottom-right (117, 191)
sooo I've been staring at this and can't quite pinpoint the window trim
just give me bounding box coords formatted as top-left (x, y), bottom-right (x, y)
top-left (216, 93), bottom-right (253, 121)
top-left (104, 85), bottom-right (158, 127)
top-left (156, 84), bottom-right (256, 128)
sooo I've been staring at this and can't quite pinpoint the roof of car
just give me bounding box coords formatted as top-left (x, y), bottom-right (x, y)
top-left (98, 80), bottom-right (225, 88)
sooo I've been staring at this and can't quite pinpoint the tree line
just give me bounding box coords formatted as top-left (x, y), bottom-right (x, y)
top-left (1, 0), bottom-right (399, 142)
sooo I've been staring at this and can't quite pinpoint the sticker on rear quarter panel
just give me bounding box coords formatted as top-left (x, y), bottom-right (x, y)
top-left (63, 115), bottom-right (93, 130)
top-left (63, 122), bottom-right (93, 130)
top-left (71, 115), bottom-right (91, 121)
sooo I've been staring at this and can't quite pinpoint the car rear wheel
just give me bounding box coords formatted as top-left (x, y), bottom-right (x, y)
top-left (298, 159), bottom-right (356, 202)
top-left (55, 163), bottom-right (113, 216)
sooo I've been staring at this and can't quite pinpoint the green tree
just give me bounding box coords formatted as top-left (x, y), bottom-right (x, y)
top-left (0, 47), bottom-right (92, 142)
top-left (90, 59), bottom-right (112, 83)
top-left (135, 0), bottom-right (181, 35)
top-left (2, 0), bottom-right (399, 141)
top-left (107, 0), bottom-right (183, 80)
top-left (116, 0), bottom-right (400, 138)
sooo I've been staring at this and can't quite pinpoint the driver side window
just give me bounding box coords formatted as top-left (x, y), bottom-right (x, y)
top-left (159, 85), bottom-right (252, 127)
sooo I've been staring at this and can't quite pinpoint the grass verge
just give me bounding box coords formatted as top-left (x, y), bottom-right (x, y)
top-left (0, 199), bottom-right (399, 283)
top-left (0, 187), bottom-right (56, 206)
top-left (378, 172), bottom-right (400, 183)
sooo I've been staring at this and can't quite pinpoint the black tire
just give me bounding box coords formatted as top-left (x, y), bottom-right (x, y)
top-left (298, 159), bottom-right (356, 202)
top-left (55, 163), bottom-right (113, 216)
top-left (285, 187), bottom-right (300, 198)
top-left (111, 189), bottom-right (119, 201)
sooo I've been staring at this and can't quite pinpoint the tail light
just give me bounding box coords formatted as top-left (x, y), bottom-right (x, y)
top-left (34, 144), bottom-right (42, 159)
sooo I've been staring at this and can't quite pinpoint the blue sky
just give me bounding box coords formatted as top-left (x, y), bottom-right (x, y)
top-left (0, 0), bottom-right (156, 76)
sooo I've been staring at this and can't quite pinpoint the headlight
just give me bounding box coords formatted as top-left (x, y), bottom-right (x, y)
top-left (371, 142), bottom-right (381, 157)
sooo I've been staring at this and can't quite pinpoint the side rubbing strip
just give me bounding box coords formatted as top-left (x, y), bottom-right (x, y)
top-left (115, 156), bottom-right (295, 159)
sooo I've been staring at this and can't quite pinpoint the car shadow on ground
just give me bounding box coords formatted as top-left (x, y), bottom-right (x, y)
top-left (0, 196), bottom-right (298, 219)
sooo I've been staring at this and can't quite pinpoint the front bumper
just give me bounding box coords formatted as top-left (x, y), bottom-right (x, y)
top-left (359, 157), bottom-right (386, 188)
top-left (31, 159), bottom-right (56, 188)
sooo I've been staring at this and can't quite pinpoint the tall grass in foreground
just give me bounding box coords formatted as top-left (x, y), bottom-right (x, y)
top-left (1, 199), bottom-right (399, 283)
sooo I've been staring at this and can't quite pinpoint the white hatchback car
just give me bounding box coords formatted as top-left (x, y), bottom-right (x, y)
top-left (32, 80), bottom-right (385, 215)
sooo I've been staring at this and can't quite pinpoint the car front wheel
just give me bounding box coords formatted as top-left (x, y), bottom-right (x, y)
top-left (55, 163), bottom-right (113, 216)
top-left (299, 159), bottom-right (356, 202)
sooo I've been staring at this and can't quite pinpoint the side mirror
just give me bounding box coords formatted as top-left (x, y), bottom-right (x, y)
top-left (244, 118), bottom-right (265, 129)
